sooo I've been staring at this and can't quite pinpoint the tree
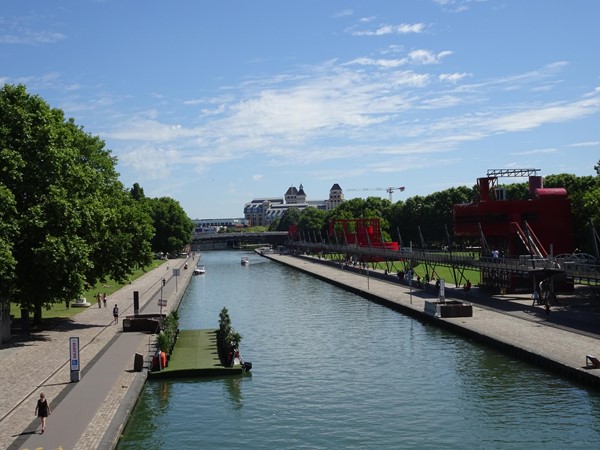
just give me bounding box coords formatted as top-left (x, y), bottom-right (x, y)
top-left (595, 160), bottom-right (600, 176)
top-left (0, 84), bottom-right (153, 323)
top-left (275, 208), bottom-right (302, 232)
top-left (148, 197), bottom-right (194, 255)
top-left (0, 184), bottom-right (17, 284)
top-left (130, 182), bottom-right (146, 201)
top-left (297, 207), bottom-right (326, 241)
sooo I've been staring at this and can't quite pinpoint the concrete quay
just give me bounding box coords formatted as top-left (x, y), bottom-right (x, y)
top-left (262, 251), bottom-right (600, 387)
top-left (0, 256), bottom-right (196, 450)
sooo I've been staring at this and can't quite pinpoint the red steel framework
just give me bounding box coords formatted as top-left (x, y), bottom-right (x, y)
top-left (453, 169), bottom-right (573, 291)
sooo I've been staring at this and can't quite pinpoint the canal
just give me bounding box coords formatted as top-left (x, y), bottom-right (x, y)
top-left (117, 250), bottom-right (600, 449)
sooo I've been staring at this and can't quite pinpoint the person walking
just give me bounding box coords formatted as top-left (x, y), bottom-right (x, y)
top-left (103, 292), bottom-right (107, 308)
top-left (97, 292), bottom-right (102, 308)
top-left (113, 304), bottom-right (119, 324)
top-left (35, 392), bottom-right (51, 434)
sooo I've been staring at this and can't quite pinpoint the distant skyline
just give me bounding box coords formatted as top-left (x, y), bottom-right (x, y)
top-left (2, 0), bottom-right (599, 219)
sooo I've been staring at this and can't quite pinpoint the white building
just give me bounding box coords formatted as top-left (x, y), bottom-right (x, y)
top-left (244, 183), bottom-right (345, 226)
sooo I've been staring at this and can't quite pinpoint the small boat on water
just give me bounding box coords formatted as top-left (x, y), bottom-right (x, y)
top-left (193, 265), bottom-right (206, 275)
top-left (241, 257), bottom-right (249, 266)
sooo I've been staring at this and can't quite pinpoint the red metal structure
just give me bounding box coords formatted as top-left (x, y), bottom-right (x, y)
top-left (329, 218), bottom-right (399, 251)
top-left (453, 169), bottom-right (573, 257)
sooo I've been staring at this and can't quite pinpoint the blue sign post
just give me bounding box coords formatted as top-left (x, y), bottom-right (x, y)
top-left (70, 336), bottom-right (80, 382)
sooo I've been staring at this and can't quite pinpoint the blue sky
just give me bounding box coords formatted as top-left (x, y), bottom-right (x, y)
top-left (1, 0), bottom-right (599, 219)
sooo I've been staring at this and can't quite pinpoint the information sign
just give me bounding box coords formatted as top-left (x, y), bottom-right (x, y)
top-left (69, 336), bottom-right (80, 372)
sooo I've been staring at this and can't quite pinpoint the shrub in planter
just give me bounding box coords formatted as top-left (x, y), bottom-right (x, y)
top-left (216, 307), bottom-right (244, 365)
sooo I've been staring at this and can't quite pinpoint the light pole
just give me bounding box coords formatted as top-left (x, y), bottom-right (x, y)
top-left (409, 273), bottom-right (413, 304)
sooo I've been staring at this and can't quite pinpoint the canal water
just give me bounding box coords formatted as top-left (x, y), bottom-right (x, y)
top-left (117, 250), bottom-right (600, 449)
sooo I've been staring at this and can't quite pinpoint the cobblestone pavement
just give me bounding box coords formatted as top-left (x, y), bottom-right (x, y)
top-left (0, 256), bottom-right (196, 450)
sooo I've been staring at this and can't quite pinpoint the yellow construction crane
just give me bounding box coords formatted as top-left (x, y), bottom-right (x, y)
top-left (347, 186), bottom-right (405, 202)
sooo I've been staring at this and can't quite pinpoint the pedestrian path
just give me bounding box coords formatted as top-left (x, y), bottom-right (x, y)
top-left (0, 256), bottom-right (196, 450)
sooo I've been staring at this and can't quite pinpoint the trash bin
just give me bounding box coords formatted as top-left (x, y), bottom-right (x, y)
top-left (133, 352), bottom-right (144, 372)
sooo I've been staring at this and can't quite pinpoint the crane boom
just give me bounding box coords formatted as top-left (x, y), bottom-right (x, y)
top-left (347, 186), bottom-right (405, 202)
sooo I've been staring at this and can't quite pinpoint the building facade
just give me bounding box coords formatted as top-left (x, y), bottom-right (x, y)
top-left (244, 183), bottom-right (345, 226)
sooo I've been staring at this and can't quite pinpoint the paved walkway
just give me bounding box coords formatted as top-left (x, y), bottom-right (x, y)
top-left (265, 252), bottom-right (600, 386)
top-left (0, 256), bottom-right (196, 450)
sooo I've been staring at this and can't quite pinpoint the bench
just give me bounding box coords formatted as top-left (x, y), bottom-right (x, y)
top-left (586, 355), bottom-right (600, 368)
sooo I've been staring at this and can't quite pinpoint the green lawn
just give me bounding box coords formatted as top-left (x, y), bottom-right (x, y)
top-left (10, 259), bottom-right (168, 320)
top-left (322, 252), bottom-right (481, 286)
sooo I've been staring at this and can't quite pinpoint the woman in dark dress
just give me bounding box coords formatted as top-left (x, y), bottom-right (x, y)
top-left (35, 392), bottom-right (51, 433)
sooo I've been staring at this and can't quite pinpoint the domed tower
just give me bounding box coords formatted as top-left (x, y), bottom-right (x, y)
top-left (327, 183), bottom-right (344, 210)
top-left (284, 185), bottom-right (298, 204)
top-left (297, 183), bottom-right (307, 204)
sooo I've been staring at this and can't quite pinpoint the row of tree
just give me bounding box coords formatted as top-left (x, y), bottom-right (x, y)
top-left (0, 84), bottom-right (193, 321)
top-left (269, 172), bottom-right (600, 254)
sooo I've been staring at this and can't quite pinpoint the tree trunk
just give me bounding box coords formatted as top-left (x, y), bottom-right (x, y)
top-left (20, 308), bottom-right (30, 335)
top-left (33, 305), bottom-right (42, 326)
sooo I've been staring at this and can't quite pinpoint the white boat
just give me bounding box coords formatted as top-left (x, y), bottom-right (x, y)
top-left (193, 265), bottom-right (205, 275)
top-left (241, 257), bottom-right (249, 266)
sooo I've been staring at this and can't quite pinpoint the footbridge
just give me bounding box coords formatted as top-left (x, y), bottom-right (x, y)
top-left (286, 240), bottom-right (600, 293)
top-left (191, 231), bottom-right (288, 250)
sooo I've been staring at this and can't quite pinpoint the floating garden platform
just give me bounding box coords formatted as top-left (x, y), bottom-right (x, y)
top-left (148, 329), bottom-right (244, 379)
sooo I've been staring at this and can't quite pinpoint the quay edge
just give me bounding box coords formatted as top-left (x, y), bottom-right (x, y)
top-left (259, 250), bottom-right (600, 388)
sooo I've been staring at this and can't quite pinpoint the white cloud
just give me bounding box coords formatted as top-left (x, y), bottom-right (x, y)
top-left (347, 57), bottom-right (406, 68)
top-left (0, 31), bottom-right (65, 45)
top-left (100, 56), bottom-right (599, 185)
top-left (349, 23), bottom-right (426, 36)
top-left (509, 148), bottom-right (557, 156)
top-left (408, 49), bottom-right (452, 65)
top-left (434, 0), bottom-right (488, 13)
top-left (568, 141), bottom-right (600, 147)
top-left (439, 72), bottom-right (469, 83)
top-left (333, 9), bottom-right (353, 18)
top-left (347, 50), bottom-right (452, 68)
top-left (484, 92), bottom-right (600, 132)
top-left (108, 119), bottom-right (200, 142)
top-left (0, 16), bottom-right (65, 45)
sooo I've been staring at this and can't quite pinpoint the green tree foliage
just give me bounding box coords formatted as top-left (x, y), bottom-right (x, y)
top-left (148, 197), bottom-right (194, 255)
top-left (297, 207), bottom-right (326, 241)
top-left (275, 207), bottom-right (302, 232)
top-left (268, 218), bottom-right (280, 231)
top-left (503, 181), bottom-right (529, 200)
top-left (0, 84), bottom-right (154, 318)
top-left (0, 185), bottom-right (17, 283)
top-left (130, 182), bottom-right (145, 201)
top-left (544, 174), bottom-right (600, 251)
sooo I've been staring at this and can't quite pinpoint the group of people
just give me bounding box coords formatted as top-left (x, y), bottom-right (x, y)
top-left (96, 292), bottom-right (107, 308)
top-left (96, 292), bottom-right (119, 324)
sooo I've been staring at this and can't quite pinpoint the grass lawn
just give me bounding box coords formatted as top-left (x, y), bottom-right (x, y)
top-left (322, 253), bottom-right (481, 286)
top-left (10, 259), bottom-right (168, 320)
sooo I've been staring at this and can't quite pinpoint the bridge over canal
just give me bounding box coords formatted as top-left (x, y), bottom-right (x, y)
top-left (191, 231), bottom-right (288, 250)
